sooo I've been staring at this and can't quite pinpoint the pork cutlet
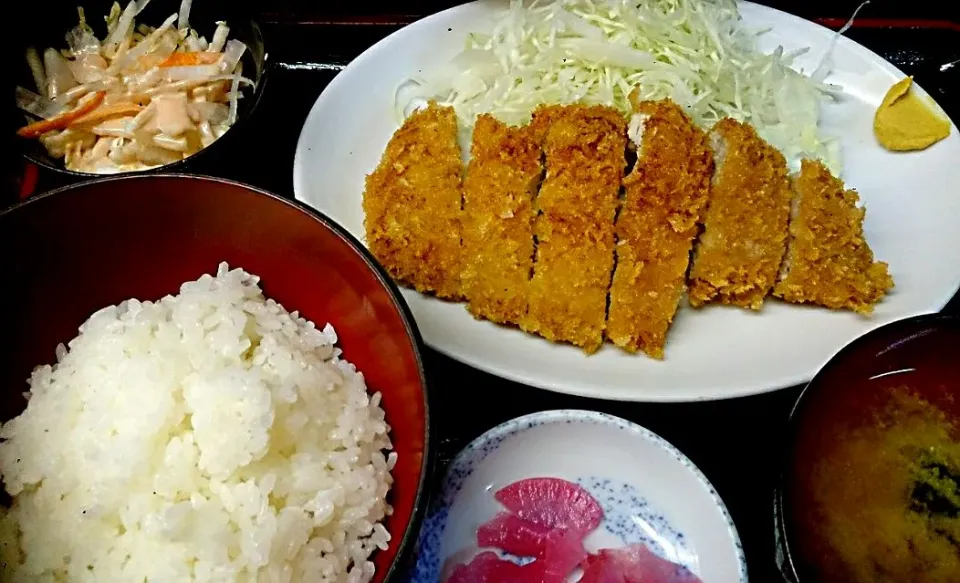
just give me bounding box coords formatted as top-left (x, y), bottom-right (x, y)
top-left (461, 114), bottom-right (544, 324)
top-left (521, 104), bottom-right (627, 353)
top-left (606, 97), bottom-right (714, 359)
top-left (687, 118), bottom-right (793, 310)
top-left (774, 159), bottom-right (893, 313)
top-left (363, 95), bottom-right (893, 359)
top-left (363, 102), bottom-right (464, 300)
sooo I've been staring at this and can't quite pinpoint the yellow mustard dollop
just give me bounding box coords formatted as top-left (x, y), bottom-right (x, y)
top-left (874, 76), bottom-right (951, 152)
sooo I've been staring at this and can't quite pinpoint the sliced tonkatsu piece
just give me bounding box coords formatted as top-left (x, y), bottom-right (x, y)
top-left (687, 118), bottom-right (793, 310)
top-left (526, 104), bottom-right (627, 224)
top-left (461, 114), bottom-right (544, 325)
top-left (362, 102), bottom-right (464, 300)
top-left (606, 97), bottom-right (714, 359)
top-left (521, 104), bottom-right (627, 353)
top-left (774, 159), bottom-right (893, 313)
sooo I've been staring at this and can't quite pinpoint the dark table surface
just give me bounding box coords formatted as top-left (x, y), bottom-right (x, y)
top-left (4, 1), bottom-right (959, 581)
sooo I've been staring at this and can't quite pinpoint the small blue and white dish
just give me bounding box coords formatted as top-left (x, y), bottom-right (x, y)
top-left (411, 410), bottom-right (747, 583)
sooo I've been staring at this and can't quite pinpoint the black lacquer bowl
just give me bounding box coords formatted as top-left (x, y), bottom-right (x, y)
top-left (776, 314), bottom-right (960, 583)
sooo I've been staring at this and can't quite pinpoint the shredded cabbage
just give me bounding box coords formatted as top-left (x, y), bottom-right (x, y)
top-left (209, 22), bottom-right (230, 53)
top-left (66, 7), bottom-right (102, 56)
top-left (111, 12), bottom-right (179, 71)
top-left (164, 64), bottom-right (221, 81)
top-left (105, 3), bottom-right (123, 35)
top-left (43, 48), bottom-right (77, 99)
top-left (812, 0), bottom-right (869, 83)
top-left (15, 86), bottom-right (64, 120)
top-left (219, 39), bottom-right (247, 72)
top-left (103, 1), bottom-right (139, 50)
top-left (25, 48), bottom-right (46, 95)
top-left (400, 0), bottom-right (844, 172)
top-left (227, 65), bottom-right (242, 125)
top-left (177, 0), bottom-right (193, 32)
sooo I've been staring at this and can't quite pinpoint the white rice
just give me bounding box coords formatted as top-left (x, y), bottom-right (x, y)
top-left (0, 263), bottom-right (394, 582)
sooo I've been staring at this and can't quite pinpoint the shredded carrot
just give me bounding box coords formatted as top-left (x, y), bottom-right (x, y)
top-left (70, 103), bottom-right (144, 127)
top-left (16, 92), bottom-right (106, 139)
top-left (158, 52), bottom-right (221, 67)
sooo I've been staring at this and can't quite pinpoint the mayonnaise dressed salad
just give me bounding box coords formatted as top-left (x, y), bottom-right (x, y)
top-left (15, 0), bottom-right (254, 174)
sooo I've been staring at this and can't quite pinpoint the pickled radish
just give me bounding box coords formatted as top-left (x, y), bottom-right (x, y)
top-left (477, 512), bottom-right (556, 557)
top-left (580, 545), bottom-right (704, 583)
top-left (447, 477), bottom-right (700, 583)
top-left (495, 477), bottom-right (604, 533)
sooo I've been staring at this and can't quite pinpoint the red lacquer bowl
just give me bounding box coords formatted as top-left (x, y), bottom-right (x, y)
top-left (0, 175), bottom-right (432, 582)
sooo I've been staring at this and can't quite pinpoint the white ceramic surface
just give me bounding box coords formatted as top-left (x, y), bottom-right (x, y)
top-left (410, 410), bottom-right (746, 583)
top-left (293, 0), bottom-right (960, 402)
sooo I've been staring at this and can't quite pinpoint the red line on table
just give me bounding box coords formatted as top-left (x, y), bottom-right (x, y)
top-left (816, 17), bottom-right (960, 32)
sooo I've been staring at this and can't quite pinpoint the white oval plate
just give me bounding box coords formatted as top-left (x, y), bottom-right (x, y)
top-left (409, 410), bottom-right (747, 583)
top-left (293, 1), bottom-right (960, 402)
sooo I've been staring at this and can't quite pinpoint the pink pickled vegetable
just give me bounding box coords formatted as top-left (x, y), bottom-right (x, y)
top-left (477, 512), bottom-right (556, 557)
top-left (495, 477), bottom-right (604, 533)
top-left (579, 556), bottom-right (624, 583)
top-left (450, 478), bottom-right (696, 583)
top-left (446, 552), bottom-right (529, 583)
top-left (473, 514), bottom-right (588, 583)
top-left (458, 478), bottom-right (600, 582)
top-left (580, 545), bottom-right (704, 583)
top-left (539, 528), bottom-right (589, 582)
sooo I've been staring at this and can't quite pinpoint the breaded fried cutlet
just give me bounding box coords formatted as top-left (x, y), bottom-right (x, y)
top-left (606, 98), bottom-right (714, 359)
top-left (461, 114), bottom-right (543, 324)
top-left (773, 159), bottom-right (893, 313)
top-left (687, 118), bottom-right (793, 310)
top-left (520, 104), bottom-right (627, 353)
top-left (363, 102), bottom-right (463, 300)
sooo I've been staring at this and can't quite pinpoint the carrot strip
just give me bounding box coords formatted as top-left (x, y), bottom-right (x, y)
top-left (158, 52), bottom-right (222, 67)
top-left (70, 103), bottom-right (144, 127)
top-left (16, 92), bottom-right (106, 139)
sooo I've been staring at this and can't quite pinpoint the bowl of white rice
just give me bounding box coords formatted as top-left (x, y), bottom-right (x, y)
top-left (0, 175), bottom-right (432, 582)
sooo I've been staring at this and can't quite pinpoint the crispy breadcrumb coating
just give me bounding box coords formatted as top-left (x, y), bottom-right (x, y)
top-left (362, 103), bottom-right (464, 299)
top-left (521, 104), bottom-right (627, 353)
top-left (461, 114), bottom-right (543, 324)
top-left (774, 159), bottom-right (893, 313)
top-left (687, 118), bottom-right (793, 310)
top-left (606, 98), bottom-right (714, 359)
